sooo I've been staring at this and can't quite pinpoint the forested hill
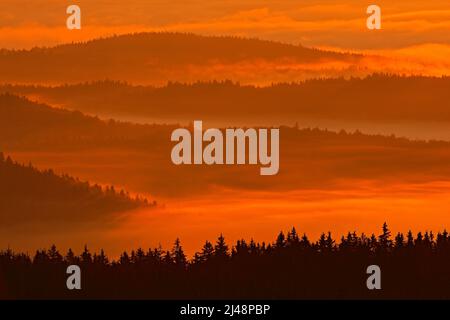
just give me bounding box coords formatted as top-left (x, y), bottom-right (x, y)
top-left (2, 75), bottom-right (449, 124)
top-left (0, 153), bottom-right (151, 228)
top-left (0, 93), bottom-right (176, 149)
top-left (3, 93), bottom-right (450, 197)
top-left (0, 32), bottom-right (358, 84)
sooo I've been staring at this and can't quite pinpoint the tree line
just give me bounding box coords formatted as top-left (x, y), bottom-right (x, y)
top-left (3, 74), bottom-right (450, 123)
top-left (2, 223), bottom-right (450, 299)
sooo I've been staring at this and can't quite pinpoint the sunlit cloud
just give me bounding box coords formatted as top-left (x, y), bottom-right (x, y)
top-left (0, 1), bottom-right (450, 50)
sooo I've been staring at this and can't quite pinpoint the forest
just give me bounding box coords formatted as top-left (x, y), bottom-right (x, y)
top-left (3, 93), bottom-right (450, 198)
top-left (0, 152), bottom-right (152, 228)
top-left (3, 75), bottom-right (450, 123)
top-left (0, 32), bottom-right (352, 82)
top-left (1, 223), bottom-right (450, 299)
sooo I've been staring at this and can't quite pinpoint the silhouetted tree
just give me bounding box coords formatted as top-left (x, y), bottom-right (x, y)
top-left (275, 231), bottom-right (285, 248)
top-left (81, 245), bottom-right (93, 264)
top-left (171, 238), bottom-right (187, 268)
top-left (214, 234), bottom-right (229, 259)
top-left (378, 222), bottom-right (392, 251)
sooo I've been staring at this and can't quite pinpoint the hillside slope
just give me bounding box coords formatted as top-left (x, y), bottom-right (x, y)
top-left (2, 75), bottom-right (449, 125)
top-left (3, 94), bottom-right (450, 198)
top-left (0, 153), bottom-right (150, 228)
top-left (0, 32), bottom-right (359, 85)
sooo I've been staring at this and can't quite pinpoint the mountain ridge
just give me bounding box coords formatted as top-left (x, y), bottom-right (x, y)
top-left (0, 32), bottom-right (362, 85)
top-left (2, 75), bottom-right (449, 127)
top-left (0, 151), bottom-right (151, 228)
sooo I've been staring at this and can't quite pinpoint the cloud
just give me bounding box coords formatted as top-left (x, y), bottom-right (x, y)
top-left (1, 1), bottom-right (450, 50)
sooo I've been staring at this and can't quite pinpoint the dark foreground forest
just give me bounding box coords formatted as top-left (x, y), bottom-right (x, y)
top-left (1, 223), bottom-right (450, 299)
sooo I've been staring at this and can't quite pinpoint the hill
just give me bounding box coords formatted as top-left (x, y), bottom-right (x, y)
top-left (0, 93), bottom-right (176, 150)
top-left (0, 32), bottom-right (359, 85)
top-left (2, 75), bottom-right (449, 126)
top-left (0, 152), bottom-right (150, 229)
top-left (3, 94), bottom-right (450, 198)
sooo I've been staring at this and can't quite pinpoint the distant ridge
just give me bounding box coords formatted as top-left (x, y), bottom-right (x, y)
top-left (1, 32), bottom-right (350, 61)
top-left (0, 32), bottom-right (359, 85)
top-left (3, 94), bottom-right (450, 198)
top-left (2, 92), bottom-right (449, 146)
top-left (2, 75), bottom-right (449, 124)
top-left (0, 152), bottom-right (151, 228)
top-left (0, 93), bottom-right (176, 149)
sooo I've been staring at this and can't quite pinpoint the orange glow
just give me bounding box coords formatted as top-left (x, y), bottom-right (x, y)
top-left (3, 181), bottom-right (450, 257)
top-left (1, 0), bottom-right (450, 51)
top-left (107, 181), bottom-right (450, 256)
top-left (1, 0), bottom-right (450, 257)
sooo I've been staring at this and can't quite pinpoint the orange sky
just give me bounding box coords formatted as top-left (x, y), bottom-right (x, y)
top-left (3, 181), bottom-right (450, 257)
top-left (1, 0), bottom-right (450, 50)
